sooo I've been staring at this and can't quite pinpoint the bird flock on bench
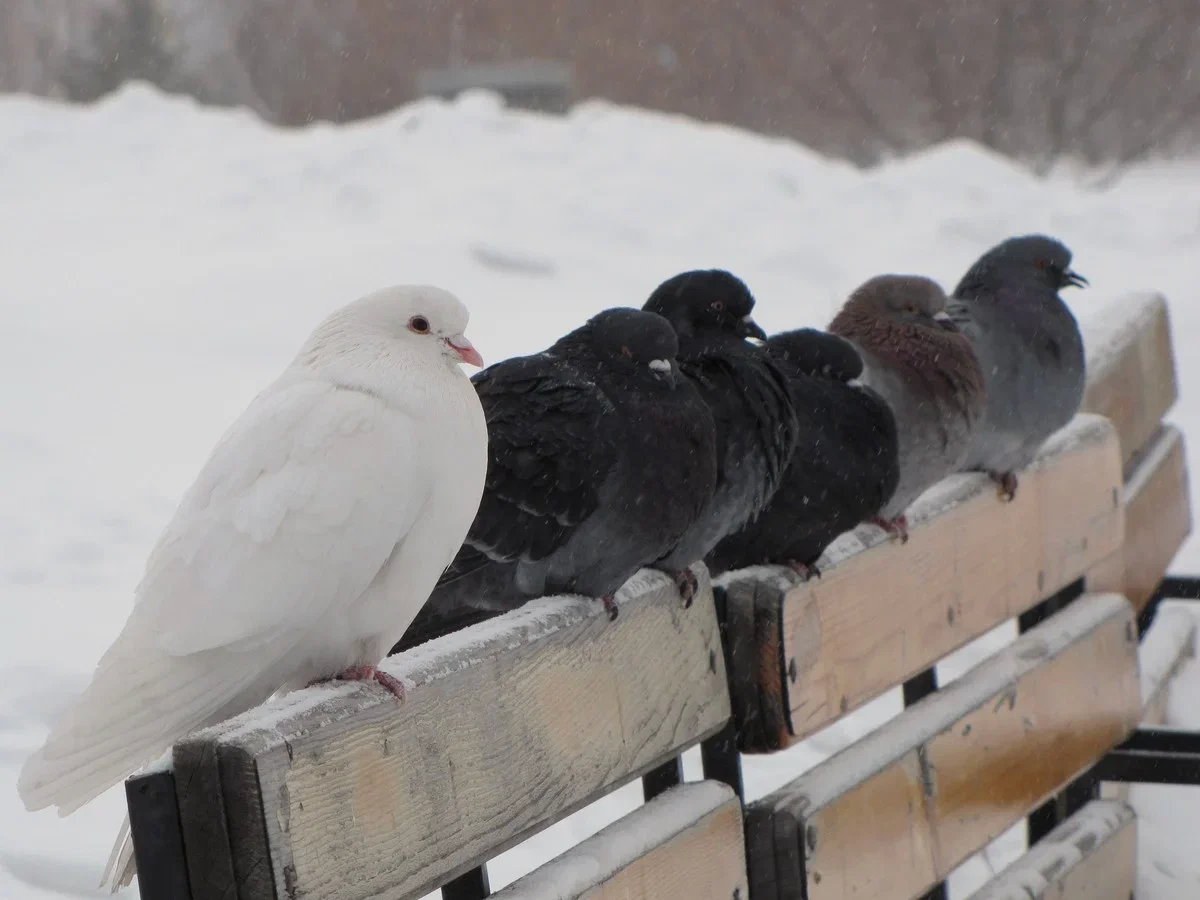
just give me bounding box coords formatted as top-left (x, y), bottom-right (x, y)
top-left (18, 234), bottom-right (1088, 891)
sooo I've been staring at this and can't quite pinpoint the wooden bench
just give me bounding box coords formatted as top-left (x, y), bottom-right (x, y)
top-left (127, 292), bottom-right (1192, 900)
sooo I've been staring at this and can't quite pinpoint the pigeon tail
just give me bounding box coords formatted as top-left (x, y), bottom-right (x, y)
top-left (18, 621), bottom-right (278, 815)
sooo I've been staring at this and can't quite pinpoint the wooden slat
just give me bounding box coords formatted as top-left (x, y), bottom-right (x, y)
top-left (1088, 426), bottom-right (1191, 611)
top-left (171, 565), bottom-right (729, 900)
top-left (1101, 603), bottom-right (1196, 802)
top-left (1081, 292), bottom-right (1178, 468)
top-left (963, 800), bottom-right (1136, 900)
top-left (718, 415), bottom-right (1123, 749)
top-left (745, 593), bottom-right (1141, 900)
top-left (1138, 603), bottom-right (1196, 725)
top-left (493, 781), bottom-right (748, 900)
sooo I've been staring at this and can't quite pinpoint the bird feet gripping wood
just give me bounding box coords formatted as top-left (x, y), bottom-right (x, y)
top-left (787, 560), bottom-right (822, 581)
top-left (310, 665), bottom-right (406, 700)
top-left (599, 595), bottom-right (619, 621)
top-left (988, 470), bottom-right (1019, 502)
top-left (870, 515), bottom-right (909, 545)
top-left (673, 568), bottom-right (699, 608)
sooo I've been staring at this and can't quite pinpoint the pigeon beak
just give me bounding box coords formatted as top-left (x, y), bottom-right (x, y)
top-left (648, 358), bottom-right (675, 386)
top-left (933, 311), bottom-right (959, 332)
top-left (736, 315), bottom-right (768, 341)
top-left (1063, 269), bottom-right (1089, 289)
top-left (446, 334), bottom-right (484, 368)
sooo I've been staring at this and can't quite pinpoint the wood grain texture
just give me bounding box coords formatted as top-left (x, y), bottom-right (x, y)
top-left (1081, 292), bottom-right (1178, 468)
top-left (1088, 426), bottom-right (1191, 611)
top-left (173, 565), bottom-right (729, 900)
top-left (745, 593), bottom-right (1141, 900)
top-left (963, 800), bottom-right (1136, 900)
top-left (493, 781), bottom-right (747, 900)
top-left (771, 415), bottom-right (1123, 742)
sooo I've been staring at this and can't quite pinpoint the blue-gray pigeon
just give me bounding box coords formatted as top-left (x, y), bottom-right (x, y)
top-left (948, 235), bottom-right (1087, 500)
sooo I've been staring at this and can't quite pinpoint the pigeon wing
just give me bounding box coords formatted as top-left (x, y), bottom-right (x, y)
top-left (455, 358), bottom-right (619, 570)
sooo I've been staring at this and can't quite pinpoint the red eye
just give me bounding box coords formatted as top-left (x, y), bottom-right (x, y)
top-left (1035, 259), bottom-right (1048, 270)
top-left (711, 300), bottom-right (725, 312)
top-left (620, 345), bottom-right (634, 358)
top-left (408, 315), bottom-right (430, 334)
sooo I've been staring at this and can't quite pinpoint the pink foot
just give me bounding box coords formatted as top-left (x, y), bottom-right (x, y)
top-left (599, 595), bottom-right (619, 621)
top-left (989, 470), bottom-right (1019, 502)
top-left (871, 515), bottom-right (909, 545)
top-left (674, 569), bottom-right (698, 608)
top-left (787, 560), bottom-right (822, 581)
top-left (310, 664), bottom-right (406, 700)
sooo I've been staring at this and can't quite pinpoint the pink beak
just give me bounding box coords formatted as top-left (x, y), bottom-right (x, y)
top-left (447, 334), bottom-right (484, 368)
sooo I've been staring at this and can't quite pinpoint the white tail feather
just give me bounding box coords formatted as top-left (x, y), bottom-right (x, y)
top-left (19, 620), bottom-right (281, 814)
top-left (101, 816), bottom-right (137, 892)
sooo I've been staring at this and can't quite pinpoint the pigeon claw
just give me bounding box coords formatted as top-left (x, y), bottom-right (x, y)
top-left (989, 470), bottom-right (1019, 502)
top-left (675, 569), bottom-right (699, 608)
top-left (787, 560), bottom-right (822, 581)
top-left (600, 595), bottom-right (620, 621)
top-left (334, 664), bottom-right (406, 701)
top-left (871, 515), bottom-right (909, 545)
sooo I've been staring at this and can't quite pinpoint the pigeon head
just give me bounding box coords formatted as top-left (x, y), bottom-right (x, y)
top-left (642, 269), bottom-right (767, 343)
top-left (560, 308), bottom-right (681, 387)
top-left (956, 235), bottom-right (1087, 296)
top-left (308, 285), bottom-right (484, 373)
top-left (766, 328), bottom-right (864, 382)
top-left (836, 275), bottom-right (956, 333)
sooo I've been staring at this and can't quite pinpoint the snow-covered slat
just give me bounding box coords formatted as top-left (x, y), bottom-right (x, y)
top-left (744, 593), bottom-right (1141, 900)
top-left (720, 414), bottom-right (1123, 751)
top-left (170, 564), bottom-right (729, 900)
top-left (1081, 292), bottom-right (1178, 469)
top-left (1088, 426), bottom-right (1191, 611)
top-left (963, 800), bottom-right (1136, 900)
top-left (493, 781), bottom-right (748, 900)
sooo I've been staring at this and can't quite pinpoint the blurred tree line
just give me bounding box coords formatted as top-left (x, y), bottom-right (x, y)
top-left (3, 0), bottom-right (1198, 169)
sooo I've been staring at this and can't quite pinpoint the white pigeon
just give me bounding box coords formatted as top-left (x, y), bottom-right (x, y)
top-left (18, 285), bottom-right (488, 887)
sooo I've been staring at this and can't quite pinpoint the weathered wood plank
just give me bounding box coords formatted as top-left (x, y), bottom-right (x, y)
top-left (720, 415), bottom-right (1123, 747)
top-left (1081, 292), bottom-right (1177, 468)
top-left (745, 593), bottom-right (1141, 900)
top-left (1101, 603), bottom-right (1196, 802)
top-left (173, 565), bottom-right (729, 900)
top-left (1088, 426), bottom-right (1191, 611)
top-left (493, 780), bottom-right (747, 899)
top-left (1138, 604), bottom-right (1196, 726)
top-left (963, 800), bottom-right (1136, 900)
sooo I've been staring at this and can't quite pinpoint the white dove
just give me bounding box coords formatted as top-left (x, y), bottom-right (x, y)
top-left (18, 285), bottom-right (487, 886)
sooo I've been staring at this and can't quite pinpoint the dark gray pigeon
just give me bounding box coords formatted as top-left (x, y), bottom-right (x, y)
top-left (392, 307), bottom-right (717, 653)
top-left (643, 269), bottom-right (800, 584)
top-left (948, 235), bottom-right (1087, 500)
top-left (829, 275), bottom-right (986, 543)
top-left (706, 328), bottom-right (900, 578)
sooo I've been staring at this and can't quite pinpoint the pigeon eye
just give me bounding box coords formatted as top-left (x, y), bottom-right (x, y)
top-left (620, 345), bottom-right (634, 358)
top-left (711, 300), bottom-right (725, 312)
top-left (408, 315), bottom-right (431, 334)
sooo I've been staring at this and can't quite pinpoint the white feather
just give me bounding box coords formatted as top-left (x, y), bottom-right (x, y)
top-left (18, 285), bottom-right (487, 855)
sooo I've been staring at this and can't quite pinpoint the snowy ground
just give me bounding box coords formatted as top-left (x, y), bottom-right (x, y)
top-left (3, 85), bottom-right (1200, 898)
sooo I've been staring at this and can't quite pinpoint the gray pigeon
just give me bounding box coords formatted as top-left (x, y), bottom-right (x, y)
top-left (643, 269), bottom-right (801, 580)
top-left (393, 308), bottom-right (717, 652)
top-left (948, 235), bottom-right (1087, 500)
top-left (829, 275), bottom-right (986, 542)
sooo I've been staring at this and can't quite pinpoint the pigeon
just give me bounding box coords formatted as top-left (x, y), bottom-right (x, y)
top-left (18, 286), bottom-right (487, 886)
top-left (393, 307), bottom-right (717, 653)
top-left (706, 328), bottom-right (900, 578)
top-left (829, 275), bottom-right (986, 542)
top-left (642, 269), bottom-right (800, 587)
top-left (948, 235), bottom-right (1087, 500)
